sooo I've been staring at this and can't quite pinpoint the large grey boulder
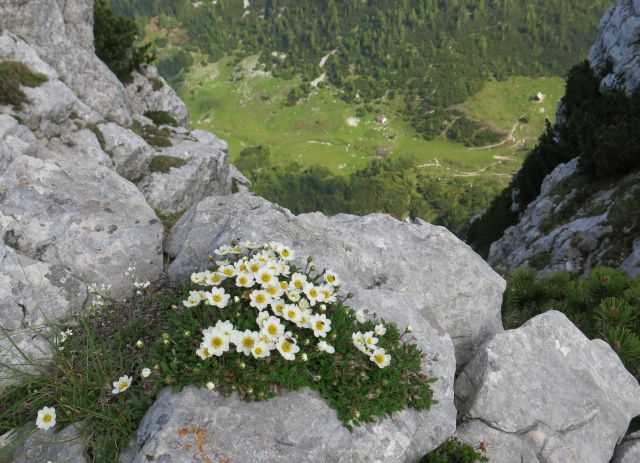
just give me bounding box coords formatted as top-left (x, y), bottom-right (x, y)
top-left (612, 431), bottom-right (640, 463)
top-left (138, 132), bottom-right (231, 214)
top-left (124, 65), bottom-right (189, 128)
top-left (0, 0), bottom-right (132, 125)
top-left (589, 0), bottom-right (640, 94)
top-left (97, 123), bottom-right (154, 182)
top-left (0, 115), bottom-right (37, 173)
top-left (129, 281), bottom-right (457, 462)
top-left (167, 193), bottom-right (505, 365)
top-left (0, 155), bottom-right (163, 298)
top-left (455, 311), bottom-right (640, 463)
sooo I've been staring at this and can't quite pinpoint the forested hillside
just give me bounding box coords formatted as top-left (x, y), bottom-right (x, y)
top-left (108, 0), bottom-right (608, 140)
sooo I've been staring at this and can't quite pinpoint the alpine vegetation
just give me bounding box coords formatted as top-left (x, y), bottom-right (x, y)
top-left (0, 241), bottom-right (436, 461)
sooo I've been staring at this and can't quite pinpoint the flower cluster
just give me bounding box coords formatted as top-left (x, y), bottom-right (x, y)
top-left (54, 328), bottom-right (73, 351)
top-left (352, 324), bottom-right (392, 368)
top-left (87, 283), bottom-right (111, 307)
top-left (186, 242), bottom-right (341, 362)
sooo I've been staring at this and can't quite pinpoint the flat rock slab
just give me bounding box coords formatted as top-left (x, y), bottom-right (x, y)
top-left (456, 311), bottom-right (640, 463)
top-left (0, 155), bottom-right (163, 298)
top-left (167, 193), bottom-right (505, 366)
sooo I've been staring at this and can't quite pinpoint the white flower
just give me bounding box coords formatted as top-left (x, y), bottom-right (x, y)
top-left (407, 325), bottom-right (414, 333)
top-left (249, 289), bottom-right (271, 310)
top-left (265, 283), bottom-right (285, 299)
top-left (236, 330), bottom-right (259, 356)
top-left (283, 304), bottom-right (301, 324)
top-left (242, 240), bottom-right (258, 249)
top-left (251, 340), bottom-right (271, 359)
top-left (134, 281), bottom-right (151, 289)
top-left (317, 340), bottom-right (335, 354)
top-left (214, 245), bottom-right (233, 256)
top-left (205, 271), bottom-right (224, 286)
top-left (218, 264), bottom-right (237, 279)
top-left (286, 290), bottom-right (301, 302)
top-left (352, 332), bottom-right (368, 353)
top-left (363, 331), bottom-right (378, 349)
top-left (276, 244), bottom-right (295, 261)
top-left (300, 353), bottom-right (308, 361)
top-left (112, 375), bottom-right (132, 394)
top-left (310, 313), bottom-right (331, 338)
top-left (297, 308), bottom-right (312, 329)
top-left (206, 287), bottom-right (230, 308)
top-left (247, 259), bottom-right (262, 275)
top-left (196, 344), bottom-right (213, 360)
top-left (374, 324), bottom-right (387, 336)
top-left (203, 328), bottom-right (230, 356)
top-left (64, 329), bottom-right (73, 337)
top-left (256, 311), bottom-right (271, 329)
top-left (289, 273), bottom-right (307, 291)
top-left (370, 348), bottom-right (391, 369)
top-left (261, 316), bottom-right (284, 341)
top-left (141, 368), bottom-right (151, 378)
top-left (36, 406), bottom-right (56, 430)
top-left (319, 285), bottom-right (336, 303)
top-left (276, 337), bottom-right (300, 361)
top-left (191, 272), bottom-right (206, 285)
top-left (183, 290), bottom-right (202, 308)
top-left (324, 270), bottom-right (341, 287)
top-left (303, 283), bottom-right (321, 306)
top-left (298, 298), bottom-right (310, 310)
top-left (235, 272), bottom-right (255, 288)
top-left (215, 320), bottom-right (235, 338)
top-left (270, 299), bottom-right (286, 316)
top-left (355, 310), bottom-right (366, 323)
top-left (256, 267), bottom-right (276, 287)
top-left (206, 381), bottom-right (216, 390)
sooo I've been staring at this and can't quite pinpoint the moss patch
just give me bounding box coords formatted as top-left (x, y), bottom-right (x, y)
top-left (0, 61), bottom-right (48, 109)
top-left (132, 120), bottom-right (173, 147)
top-left (144, 110), bottom-right (177, 127)
top-left (149, 155), bottom-right (187, 173)
top-left (86, 124), bottom-right (107, 150)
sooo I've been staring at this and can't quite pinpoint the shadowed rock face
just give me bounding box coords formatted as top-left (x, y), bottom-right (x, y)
top-left (455, 311), bottom-right (640, 463)
top-left (167, 193), bottom-right (505, 366)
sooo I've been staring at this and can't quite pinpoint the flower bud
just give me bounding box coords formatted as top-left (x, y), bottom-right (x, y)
top-left (313, 375), bottom-right (322, 381)
top-left (206, 381), bottom-right (215, 390)
top-left (163, 339), bottom-right (170, 346)
top-left (239, 362), bottom-right (246, 369)
top-left (407, 325), bottom-right (414, 333)
top-left (246, 387), bottom-right (254, 394)
top-left (310, 265), bottom-right (317, 271)
top-left (307, 256), bottom-right (313, 263)
top-left (136, 340), bottom-right (144, 348)
top-left (183, 330), bottom-right (191, 337)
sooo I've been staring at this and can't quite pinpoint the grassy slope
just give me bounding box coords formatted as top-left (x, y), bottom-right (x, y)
top-left (179, 55), bottom-right (563, 182)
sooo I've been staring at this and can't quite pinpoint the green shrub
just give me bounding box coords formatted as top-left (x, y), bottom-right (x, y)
top-left (0, 61), bottom-right (48, 109)
top-left (149, 155), bottom-right (187, 173)
top-left (93, 0), bottom-right (154, 82)
top-left (503, 267), bottom-right (640, 378)
top-left (143, 110), bottom-right (177, 127)
top-left (421, 438), bottom-right (488, 463)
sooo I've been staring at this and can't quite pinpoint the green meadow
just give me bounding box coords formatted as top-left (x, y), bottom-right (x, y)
top-left (179, 55), bottom-right (564, 181)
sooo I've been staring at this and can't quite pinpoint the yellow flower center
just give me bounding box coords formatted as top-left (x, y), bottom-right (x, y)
top-left (316, 321), bottom-right (325, 330)
top-left (261, 274), bottom-right (271, 283)
top-left (250, 264), bottom-right (260, 272)
top-left (242, 337), bottom-right (254, 348)
top-left (211, 337), bottom-right (223, 348)
top-left (212, 275), bottom-right (221, 283)
top-left (327, 274), bottom-right (335, 282)
top-left (223, 269), bottom-right (233, 276)
top-left (255, 346), bottom-right (264, 355)
top-left (294, 280), bottom-right (303, 288)
top-left (287, 310), bottom-right (297, 319)
top-left (119, 382), bottom-right (128, 390)
top-left (239, 276), bottom-right (248, 285)
top-left (256, 294), bottom-right (266, 304)
top-left (280, 281), bottom-right (288, 289)
top-left (43, 414), bottom-right (52, 423)
top-left (282, 249), bottom-right (290, 257)
top-left (375, 354), bottom-right (385, 364)
top-left (282, 342), bottom-right (292, 353)
top-left (213, 294), bottom-right (222, 302)
top-left (275, 305), bottom-right (284, 313)
top-left (367, 338), bottom-right (374, 345)
top-left (267, 286), bottom-right (277, 295)
top-left (309, 288), bottom-right (318, 297)
top-left (268, 325), bottom-right (278, 336)
top-left (203, 348), bottom-right (210, 356)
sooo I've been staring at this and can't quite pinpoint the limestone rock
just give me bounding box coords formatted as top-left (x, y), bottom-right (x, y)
top-left (0, 0), bottom-right (132, 125)
top-left (0, 115), bottom-right (37, 173)
top-left (621, 239), bottom-right (640, 276)
top-left (39, 128), bottom-right (114, 169)
top-left (129, 284), bottom-right (457, 462)
top-left (455, 311), bottom-right (640, 463)
top-left (138, 131), bottom-right (231, 214)
top-left (8, 422), bottom-right (88, 463)
top-left (612, 431), bottom-right (640, 463)
top-left (0, 155), bottom-right (163, 298)
top-left (167, 193), bottom-right (504, 365)
top-left (228, 164), bottom-right (252, 192)
top-left (98, 123), bottom-right (154, 182)
top-left (124, 66), bottom-right (189, 128)
top-left (589, 0), bottom-right (640, 94)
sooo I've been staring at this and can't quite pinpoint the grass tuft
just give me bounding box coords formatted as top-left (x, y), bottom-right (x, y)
top-left (0, 61), bottom-right (48, 109)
